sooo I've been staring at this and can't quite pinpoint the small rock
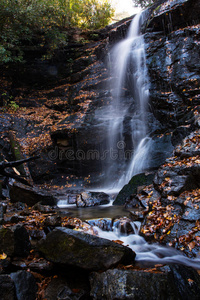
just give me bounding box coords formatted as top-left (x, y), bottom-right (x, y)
top-left (57, 286), bottom-right (85, 300)
top-left (68, 194), bottom-right (76, 204)
top-left (0, 224), bottom-right (31, 257)
top-left (44, 276), bottom-right (87, 300)
top-left (76, 191), bottom-right (110, 207)
top-left (0, 226), bottom-right (14, 256)
top-left (1, 203), bottom-right (7, 214)
top-left (28, 258), bottom-right (53, 272)
top-left (13, 225), bottom-right (31, 257)
top-left (0, 274), bottom-right (15, 300)
top-left (0, 204), bottom-right (4, 225)
top-left (10, 270), bottom-right (38, 300)
top-left (0, 258), bottom-right (12, 275)
top-left (44, 215), bottom-right (61, 227)
top-left (4, 214), bottom-right (26, 224)
top-left (11, 260), bottom-right (27, 269)
top-left (28, 228), bottom-right (46, 240)
top-left (112, 217), bottom-right (135, 234)
top-left (86, 218), bottom-right (112, 231)
top-left (32, 202), bottom-right (55, 213)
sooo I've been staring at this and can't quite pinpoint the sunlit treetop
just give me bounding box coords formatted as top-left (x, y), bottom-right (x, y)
top-left (0, 0), bottom-right (115, 64)
top-left (133, 0), bottom-right (157, 8)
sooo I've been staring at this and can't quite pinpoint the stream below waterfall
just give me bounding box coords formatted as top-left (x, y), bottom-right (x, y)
top-left (95, 222), bottom-right (200, 270)
top-left (57, 203), bottom-right (200, 270)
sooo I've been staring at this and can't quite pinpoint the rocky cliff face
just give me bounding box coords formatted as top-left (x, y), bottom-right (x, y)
top-left (145, 0), bottom-right (200, 143)
top-left (0, 18), bottom-right (133, 184)
top-left (50, 0), bottom-right (200, 184)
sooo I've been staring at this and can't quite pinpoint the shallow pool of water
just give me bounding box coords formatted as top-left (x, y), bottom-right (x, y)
top-left (58, 204), bottom-right (133, 221)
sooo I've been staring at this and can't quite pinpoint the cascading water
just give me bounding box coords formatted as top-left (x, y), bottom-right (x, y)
top-left (94, 221), bottom-right (200, 269)
top-left (104, 12), bottom-right (152, 191)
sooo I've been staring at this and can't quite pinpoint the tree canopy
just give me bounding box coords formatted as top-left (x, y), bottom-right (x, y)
top-left (0, 0), bottom-right (114, 64)
top-left (133, 0), bottom-right (157, 8)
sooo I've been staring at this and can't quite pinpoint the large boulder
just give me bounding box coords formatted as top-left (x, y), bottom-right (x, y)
top-left (90, 265), bottom-right (200, 300)
top-left (37, 227), bottom-right (135, 271)
top-left (9, 182), bottom-right (56, 206)
top-left (113, 172), bottom-right (155, 205)
top-left (90, 267), bottom-right (174, 299)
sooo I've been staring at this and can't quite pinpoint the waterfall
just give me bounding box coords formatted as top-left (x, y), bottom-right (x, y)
top-left (104, 12), bottom-right (151, 191)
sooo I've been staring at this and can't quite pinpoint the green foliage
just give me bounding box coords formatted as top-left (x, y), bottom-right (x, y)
top-left (133, 0), bottom-right (156, 8)
top-left (1, 92), bottom-right (19, 111)
top-left (77, 0), bottom-right (115, 30)
top-left (8, 101), bottom-right (20, 111)
top-left (0, 0), bottom-right (114, 64)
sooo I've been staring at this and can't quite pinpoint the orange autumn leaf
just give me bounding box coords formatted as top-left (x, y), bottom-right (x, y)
top-left (188, 241), bottom-right (196, 251)
top-left (112, 240), bottom-right (124, 245)
top-left (0, 253), bottom-right (7, 260)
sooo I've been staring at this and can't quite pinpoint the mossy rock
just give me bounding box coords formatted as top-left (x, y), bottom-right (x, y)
top-left (37, 227), bottom-right (135, 271)
top-left (113, 172), bottom-right (155, 206)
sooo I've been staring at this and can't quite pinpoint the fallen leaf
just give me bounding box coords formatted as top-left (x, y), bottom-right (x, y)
top-left (188, 241), bottom-right (196, 251)
top-left (0, 253), bottom-right (7, 260)
top-left (112, 240), bottom-right (124, 245)
top-left (188, 278), bottom-right (194, 284)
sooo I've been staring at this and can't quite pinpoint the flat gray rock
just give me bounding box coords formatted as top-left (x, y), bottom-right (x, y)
top-left (38, 227), bottom-right (135, 271)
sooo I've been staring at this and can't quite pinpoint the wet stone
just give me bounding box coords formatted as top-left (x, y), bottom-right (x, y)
top-left (0, 205), bottom-right (4, 225)
top-left (0, 274), bottom-right (15, 300)
top-left (112, 217), bottom-right (136, 235)
top-left (44, 215), bottom-right (62, 227)
top-left (76, 191), bottom-right (110, 207)
top-left (0, 224), bottom-right (30, 258)
top-left (86, 218), bottom-right (112, 231)
top-left (68, 194), bottom-right (77, 204)
top-left (32, 202), bottom-right (55, 213)
top-left (10, 182), bottom-right (56, 207)
top-left (44, 276), bottom-right (87, 300)
top-left (38, 227), bottom-right (136, 271)
top-left (10, 270), bottom-right (38, 300)
top-left (90, 268), bottom-right (175, 300)
top-left (181, 208), bottom-right (200, 221)
top-left (4, 214), bottom-right (26, 224)
top-left (28, 258), bottom-right (53, 272)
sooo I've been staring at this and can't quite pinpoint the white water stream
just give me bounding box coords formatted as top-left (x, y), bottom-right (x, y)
top-left (94, 221), bottom-right (200, 269)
